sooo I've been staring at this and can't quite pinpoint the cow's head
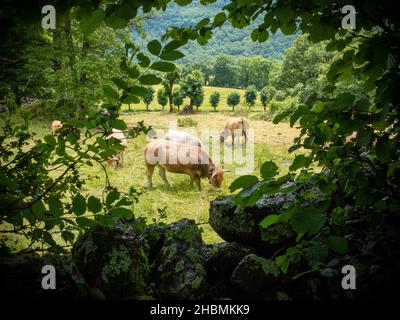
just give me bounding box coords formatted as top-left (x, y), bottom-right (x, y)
top-left (219, 129), bottom-right (229, 143)
top-left (208, 165), bottom-right (224, 189)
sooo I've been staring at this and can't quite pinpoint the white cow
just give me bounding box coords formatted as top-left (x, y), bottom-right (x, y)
top-left (165, 129), bottom-right (204, 148)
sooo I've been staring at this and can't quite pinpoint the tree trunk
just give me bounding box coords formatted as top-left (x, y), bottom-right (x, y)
top-left (168, 78), bottom-right (174, 112)
top-left (146, 104), bottom-right (149, 111)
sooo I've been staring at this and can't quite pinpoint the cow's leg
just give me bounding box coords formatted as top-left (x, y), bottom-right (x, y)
top-left (158, 166), bottom-right (171, 187)
top-left (194, 176), bottom-right (201, 190)
top-left (146, 164), bottom-right (155, 189)
top-left (119, 151), bottom-right (124, 166)
top-left (190, 176), bottom-right (194, 188)
top-left (243, 129), bottom-right (247, 145)
top-left (231, 131), bottom-right (235, 148)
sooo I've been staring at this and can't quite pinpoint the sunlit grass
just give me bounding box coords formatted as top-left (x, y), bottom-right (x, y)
top-left (1, 111), bottom-right (303, 244)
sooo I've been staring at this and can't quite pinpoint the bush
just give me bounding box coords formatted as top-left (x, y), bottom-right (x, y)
top-left (244, 85), bottom-right (258, 107)
top-left (209, 92), bottom-right (220, 112)
top-left (268, 96), bottom-right (298, 117)
top-left (177, 117), bottom-right (198, 127)
top-left (227, 92), bottom-right (241, 111)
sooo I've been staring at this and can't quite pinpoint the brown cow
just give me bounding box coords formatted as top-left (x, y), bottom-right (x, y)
top-left (144, 139), bottom-right (224, 190)
top-left (220, 117), bottom-right (249, 146)
top-left (106, 128), bottom-right (128, 167)
top-left (51, 120), bottom-right (63, 135)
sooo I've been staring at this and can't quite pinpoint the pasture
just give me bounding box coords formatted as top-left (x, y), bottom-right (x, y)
top-left (28, 110), bottom-right (300, 243)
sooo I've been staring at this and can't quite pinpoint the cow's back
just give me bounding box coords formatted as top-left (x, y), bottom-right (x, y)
top-left (144, 139), bottom-right (211, 177)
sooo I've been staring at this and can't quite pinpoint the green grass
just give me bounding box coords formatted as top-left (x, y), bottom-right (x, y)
top-left (1, 110), bottom-right (302, 245)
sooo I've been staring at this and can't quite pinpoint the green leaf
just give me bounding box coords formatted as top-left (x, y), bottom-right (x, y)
top-left (76, 217), bottom-right (96, 228)
top-left (139, 74), bottom-right (162, 85)
top-left (61, 231), bottom-right (75, 244)
top-left (307, 243), bottom-right (329, 268)
top-left (87, 196), bottom-right (102, 213)
top-left (260, 161), bottom-right (278, 179)
top-left (276, 255), bottom-right (289, 274)
top-left (106, 190), bottom-right (120, 208)
top-left (163, 40), bottom-right (182, 52)
top-left (290, 105), bottom-right (308, 127)
top-left (48, 195), bottom-right (63, 216)
top-left (259, 214), bottom-right (279, 229)
top-left (213, 12), bottom-right (226, 25)
top-left (150, 61), bottom-right (176, 72)
top-left (174, 0), bottom-right (192, 6)
top-left (103, 85), bottom-right (119, 100)
top-left (122, 94), bottom-right (140, 104)
top-left (137, 53), bottom-right (150, 67)
top-left (127, 67), bottom-right (140, 79)
top-left (196, 18), bottom-right (210, 29)
top-left (104, 15), bottom-right (128, 29)
top-left (290, 208), bottom-right (326, 236)
top-left (72, 194), bottom-right (86, 216)
top-left (375, 140), bottom-right (392, 162)
top-left (31, 200), bottom-right (46, 219)
top-left (128, 85), bottom-right (148, 97)
top-left (96, 215), bottom-right (115, 227)
top-left (109, 207), bottom-right (133, 219)
top-left (275, 6), bottom-right (294, 24)
top-left (160, 50), bottom-right (185, 61)
top-left (112, 119), bottom-right (127, 130)
top-left (111, 77), bottom-right (128, 89)
top-left (326, 236), bottom-right (348, 254)
top-left (229, 175), bottom-right (259, 192)
top-left (273, 110), bottom-right (292, 124)
top-left (147, 40), bottom-right (162, 56)
top-left (80, 9), bottom-right (105, 35)
top-left (289, 155), bottom-right (311, 171)
top-left (44, 135), bottom-right (56, 146)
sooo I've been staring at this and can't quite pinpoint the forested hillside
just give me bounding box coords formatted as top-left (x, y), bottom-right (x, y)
top-left (142, 0), bottom-right (296, 63)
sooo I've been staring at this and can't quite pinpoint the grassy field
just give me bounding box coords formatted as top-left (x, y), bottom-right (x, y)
top-left (123, 85), bottom-right (265, 113)
top-left (81, 112), bottom-right (300, 243)
top-left (2, 91), bottom-right (303, 245)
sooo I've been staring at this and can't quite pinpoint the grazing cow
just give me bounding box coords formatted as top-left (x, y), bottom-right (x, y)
top-left (51, 120), bottom-right (63, 135)
top-left (165, 129), bottom-right (204, 147)
top-left (144, 139), bottom-right (223, 190)
top-left (106, 128), bottom-right (128, 167)
top-left (220, 117), bottom-right (249, 146)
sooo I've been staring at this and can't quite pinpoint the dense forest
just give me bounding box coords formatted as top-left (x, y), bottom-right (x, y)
top-left (1, 0), bottom-right (399, 304)
top-left (142, 0), bottom-right (296, 63)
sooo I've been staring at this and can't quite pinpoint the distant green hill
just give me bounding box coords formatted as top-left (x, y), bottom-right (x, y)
top-left (142, 0), bottom-right (297, 63)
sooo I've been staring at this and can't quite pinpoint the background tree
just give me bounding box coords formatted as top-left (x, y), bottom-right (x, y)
top-left (193, 90), bottom-right (204, 111)
top-left (244, 85), bottom-right (257, 108)
top-left (259, 87), bottom-right (268, 112)
top-left (162, 66), bottom-right (181, 113)
top-left (157, 88), bottom-right (168, 111)
top-left (143, 86), bottom-right (155, 111)
top-left (212, 55), bottom-right (238, 87)
top-left (227, 92), bottom-right (240, 111)
top-left (209, 91), bottom-right (220, 112)
top-left (180, 69), bottom-right (204, 110)
top-left (172, 88), bottom-right (184, 111)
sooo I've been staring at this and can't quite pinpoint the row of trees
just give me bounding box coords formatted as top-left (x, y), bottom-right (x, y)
top-left (138, 81), bottom-right (266, 112)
